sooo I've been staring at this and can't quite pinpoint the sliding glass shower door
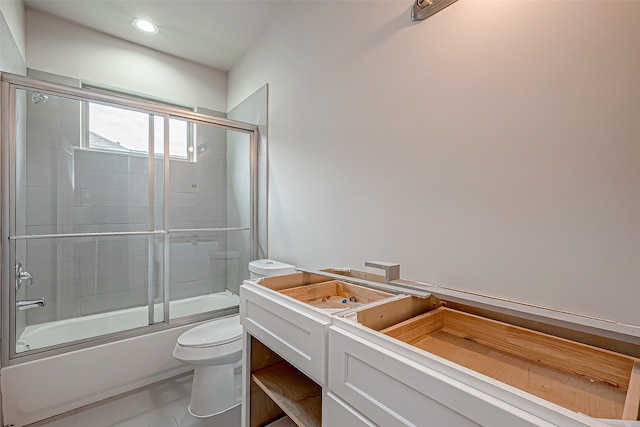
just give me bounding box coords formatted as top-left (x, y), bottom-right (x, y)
top-left (167, 119), bottom-right (252, 318)
top-left (1, 74), bottom-right (257, 362)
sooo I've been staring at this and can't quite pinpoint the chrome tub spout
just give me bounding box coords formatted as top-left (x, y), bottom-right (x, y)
top-left (17, 298), bottom-right (46, 311)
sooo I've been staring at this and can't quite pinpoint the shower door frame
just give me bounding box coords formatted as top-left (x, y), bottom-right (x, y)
top-left (0, 73), bottom-right (259, 365)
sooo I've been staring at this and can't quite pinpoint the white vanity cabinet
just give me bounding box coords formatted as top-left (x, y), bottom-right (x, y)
top-left (328, 322), bottom-right (583, 426)
top-left (240, 272), bottom-right (397, 386)
top-left (240, 271), bottom-right (408, 426)
top-left (240, 269), bottom-right (640, 427)
top-left (241, 281), bottom-right (331, 385)
top-left (322, 392), bottom-right (376, 427)
top-left (329, 295), bottom-right (640, 427)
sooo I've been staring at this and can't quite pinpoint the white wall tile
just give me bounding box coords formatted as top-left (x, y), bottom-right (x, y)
top-left (73, 170), bottom-right (118, 190)
top-left (74, 150), bottom-right (130, 174)
top-left (27, 186), bottom-right (75, 207)
top-left (26, 166), bottom-right (72, 187)
top-left (27, 147), bottom-right (71, 170)
top-left (79, 254), bottom-right (148, 279)
top-left (28, 260), bottom-right (80, 284)
top-left (79, 288), bottom-right (147, 315)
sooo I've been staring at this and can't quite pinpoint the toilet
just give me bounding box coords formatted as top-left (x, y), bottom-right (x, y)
top-left (173, 259), bottom-right (295, 422)
top-left (173, 315), bottom-right (243, 420)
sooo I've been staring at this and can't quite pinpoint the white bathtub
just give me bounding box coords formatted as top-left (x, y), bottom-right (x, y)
top-left (1, 292), bottom-right (240, 427)
top-left (16, 292), bottom-right (239, 352)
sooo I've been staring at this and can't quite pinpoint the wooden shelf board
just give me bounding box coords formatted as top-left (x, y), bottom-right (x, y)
top-left (252, 362), bottom-right (322, 427)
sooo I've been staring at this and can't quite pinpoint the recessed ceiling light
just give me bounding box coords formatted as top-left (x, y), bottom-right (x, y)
top-left (132, 18), bottom-right (159, 34)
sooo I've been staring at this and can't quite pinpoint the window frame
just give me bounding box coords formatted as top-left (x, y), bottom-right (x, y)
top-left (80, 84), bottom-right (196, 162)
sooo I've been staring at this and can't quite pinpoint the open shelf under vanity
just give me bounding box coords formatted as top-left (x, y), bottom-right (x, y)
top-left (249, 336), bottom-right (322, 427)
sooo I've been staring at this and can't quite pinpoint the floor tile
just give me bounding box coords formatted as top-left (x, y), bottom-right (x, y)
top-left (28, 374), bottom-right (193, 427)
top-left (109, 396), bottom-right (190, 427)
top-left (75, 393), bottom-right (144, 427)
top-left (26, 372), bottom-right (243, 427)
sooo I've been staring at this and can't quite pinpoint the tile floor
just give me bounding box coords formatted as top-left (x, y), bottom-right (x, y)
top-left (26, 372), bottom-right (224, 427)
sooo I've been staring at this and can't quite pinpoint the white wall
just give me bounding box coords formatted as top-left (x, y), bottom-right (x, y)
top-left (0, 0), bottom-right (25, 61)
top-left (25, 8), bottom-right (226, 111)
top-left (228, 1), bottom-right (640, 326)
top-left (0, 1), bottom-right (25, 75)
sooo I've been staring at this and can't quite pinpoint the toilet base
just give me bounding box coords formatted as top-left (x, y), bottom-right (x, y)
top-left (188, 360), bottom-right (242, 417)
top-left (180, 403), bottom-right (241, 427)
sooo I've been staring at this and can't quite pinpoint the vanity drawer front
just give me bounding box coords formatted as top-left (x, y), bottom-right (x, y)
top-left (241, 284), bottom-right (330, 385)
top-left (328, 326), bottom-right (560, 427)
top-left (324, 392), bottom-right (377, 427)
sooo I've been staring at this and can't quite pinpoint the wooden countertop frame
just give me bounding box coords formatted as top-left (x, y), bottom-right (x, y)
top-left (379, 307), bottom-right (640, 420)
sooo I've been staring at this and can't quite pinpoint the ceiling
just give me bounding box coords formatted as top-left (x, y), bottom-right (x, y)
top-left (23, 0), bottom-right (293, 71)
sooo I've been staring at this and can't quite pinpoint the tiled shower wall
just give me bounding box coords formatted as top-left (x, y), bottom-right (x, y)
top-left (21, 91), bottom-right (232, 325)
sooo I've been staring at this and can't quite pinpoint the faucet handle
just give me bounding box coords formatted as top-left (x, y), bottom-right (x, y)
top-left (19, 270), bottom-right (34, 286)
top-left (15, 262), bottom-right (34, 290)
top-left (365, 261), bottom-right (400, 284)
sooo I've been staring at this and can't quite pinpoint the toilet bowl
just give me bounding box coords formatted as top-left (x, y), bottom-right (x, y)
top-left (173, 315), bottom-right (243, 419)
top-left (174, 259), bottom-right (295, 422)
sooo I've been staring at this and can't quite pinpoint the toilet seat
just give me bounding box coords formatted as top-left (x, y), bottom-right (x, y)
top-left (177, 316), bottom-right (243, 348)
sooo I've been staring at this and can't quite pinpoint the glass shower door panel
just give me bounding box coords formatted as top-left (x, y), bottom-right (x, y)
top-left (168, 119), bottom-right (228, 230)
top-left (168, 231), bottom-right (239, 320)
top-left (226, 129), bottom-right (252, 231)
top-left (18, 89), bottom-right (160, 236)
top-left (226, 229), bottom-right (251, 295)
top-left (167, 123), bottom-right (250, 318)
top-left (14, 235), bottom-right (160, 353)
top-left (226, 130), bottom-right (252, 296)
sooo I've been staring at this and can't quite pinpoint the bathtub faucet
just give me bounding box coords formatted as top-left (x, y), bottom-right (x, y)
top-left (17, 298), bottom-right (46, 311)
top-left (15, 261), bottom-right (34, 291)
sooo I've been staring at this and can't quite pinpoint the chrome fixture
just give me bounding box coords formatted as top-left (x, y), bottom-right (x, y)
top-left (365, 261), bottom-right (400, 285)
top-left (17, 298), bottom-right (46, 311)
top-left (31, 92), bottom-right (49, 104)
top-left (15, 262), bottom-right (34, 291)
top-left (411, 0), bottom-right (459, 21)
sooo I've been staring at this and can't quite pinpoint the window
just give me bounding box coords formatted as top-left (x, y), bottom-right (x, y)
top-left (82, 87), bottom-right (195, 161)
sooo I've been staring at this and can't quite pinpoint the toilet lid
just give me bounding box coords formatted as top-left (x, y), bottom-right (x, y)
top-left (178, 316), bottom-right (243, 348)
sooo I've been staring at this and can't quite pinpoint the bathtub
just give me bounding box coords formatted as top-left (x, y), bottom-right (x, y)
top-left (1, 291), bottom-right (240, 427)
top-left (16, 292), bottom-right (240, 352)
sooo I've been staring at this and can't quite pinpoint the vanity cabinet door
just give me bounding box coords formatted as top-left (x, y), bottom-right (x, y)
top-left (323, 392), bottom-right (377, 427)
top-left (328, 326), bottom-right (563, 427)
top-left (241, 283), bottom-right (330, 385)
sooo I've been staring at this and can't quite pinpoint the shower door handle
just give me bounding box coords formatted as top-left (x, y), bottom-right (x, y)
top-left (15, 262), bottom-right (34, 290)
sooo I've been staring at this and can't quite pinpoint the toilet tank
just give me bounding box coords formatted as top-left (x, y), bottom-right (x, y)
top-left (248, 259), bottom-right (296, 279)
